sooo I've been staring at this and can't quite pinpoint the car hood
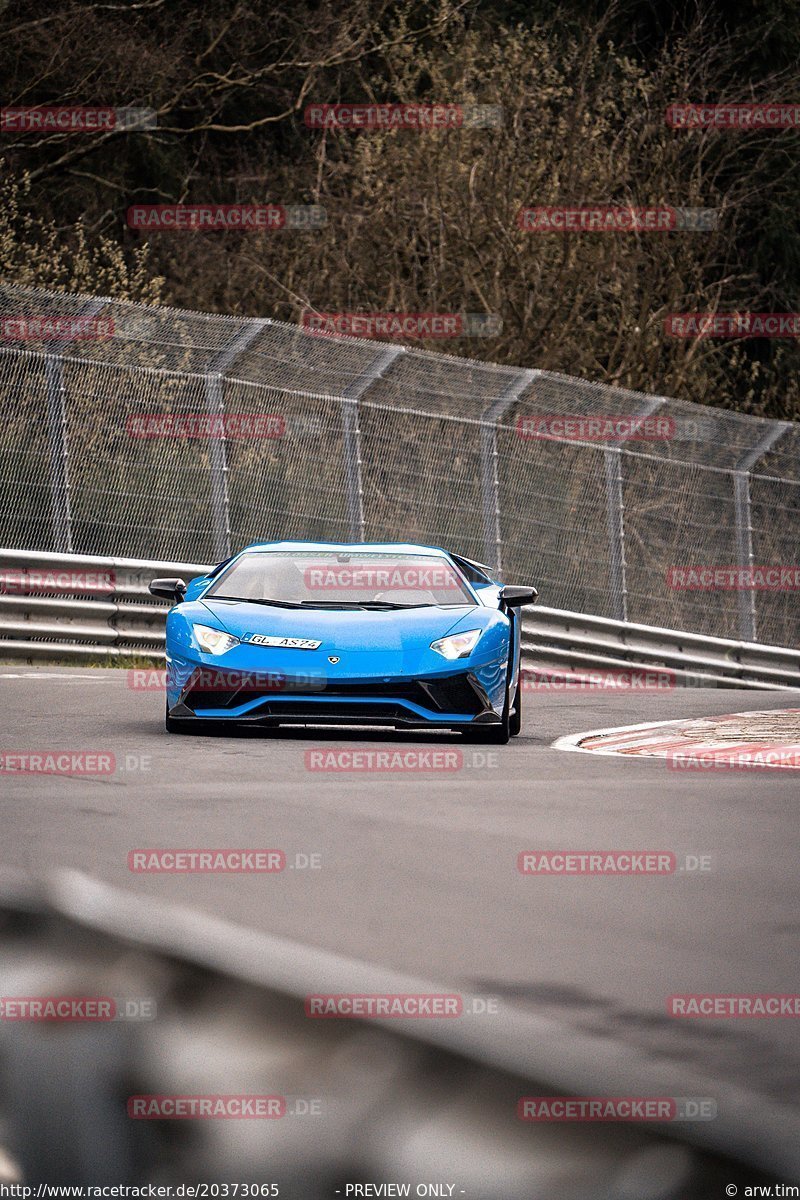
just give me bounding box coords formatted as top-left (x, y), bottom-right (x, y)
top-left (198, 599), bottom-right (485, 651)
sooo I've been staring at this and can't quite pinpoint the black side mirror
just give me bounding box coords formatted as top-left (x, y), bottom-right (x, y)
top-left (149, 577), bottom-right (187, 604)
top-left (501, 585), bottom-right (538, 608)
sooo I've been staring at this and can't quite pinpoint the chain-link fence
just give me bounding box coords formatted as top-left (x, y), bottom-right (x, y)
top-left (1, 283), bottom-right (798, 646)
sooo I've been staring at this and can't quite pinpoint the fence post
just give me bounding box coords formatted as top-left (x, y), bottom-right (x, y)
top-left (204, 323), bottom-right (264, 560)
top-left (480, 369), bottom-right (539, 575)
top-left (341, 345), bottom-right (405, 541)
top-left (43, 299), bottom-right (108, 552)
top-left (604, 396), bottom-right (667, 623)
top-left (44, 354), bottom-right (72, 552)
top-left (733, 422), bottom-right (790, 642)
top-left (603, 448), bottom-right (627, 621)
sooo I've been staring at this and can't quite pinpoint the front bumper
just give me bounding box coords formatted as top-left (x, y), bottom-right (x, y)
top-left (167, 664), bottom-right (505, 728)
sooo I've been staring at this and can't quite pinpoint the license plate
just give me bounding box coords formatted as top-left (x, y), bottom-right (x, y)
top-left (244, 634), bottom-right (322, 650)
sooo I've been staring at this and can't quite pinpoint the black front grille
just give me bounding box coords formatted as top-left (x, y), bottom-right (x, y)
top-left (182, 669), bottom-right (487, 716)
top-left (420, 674), bottom-right (488, 714)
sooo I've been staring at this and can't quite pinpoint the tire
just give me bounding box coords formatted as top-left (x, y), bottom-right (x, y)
top-left (462, 721), bottom-right (510, 745)
top-left (509, 681), bottom-right (522, 736)
top-left (462, 665), bottom-right (511, 745)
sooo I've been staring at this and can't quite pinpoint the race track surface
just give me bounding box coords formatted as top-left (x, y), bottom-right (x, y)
top-left (1, 667), bottom-right (798, 1113)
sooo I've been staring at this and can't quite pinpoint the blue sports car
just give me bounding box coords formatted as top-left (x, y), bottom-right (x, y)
top-left (149, 542), bottom-right (538, 743)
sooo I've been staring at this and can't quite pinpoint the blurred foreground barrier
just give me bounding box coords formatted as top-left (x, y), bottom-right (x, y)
top-left (0, 870), bottom-right (795, 1189)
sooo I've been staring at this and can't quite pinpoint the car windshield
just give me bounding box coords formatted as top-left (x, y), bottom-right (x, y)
top-left (206, 551), bottom-right (475, 608)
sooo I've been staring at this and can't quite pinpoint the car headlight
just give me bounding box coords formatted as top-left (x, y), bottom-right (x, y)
top-left (192, 623), bottom-right (240, 655)
top-left (430, 628), bottom-right (481, 660)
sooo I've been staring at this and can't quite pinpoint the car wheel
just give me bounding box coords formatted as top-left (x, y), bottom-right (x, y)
top-left (462, 669), bottom-right (511, 745)
top-left (509, 682), bottom-right (521, 736)
top-left (464, 723), bottom-right (509, 745)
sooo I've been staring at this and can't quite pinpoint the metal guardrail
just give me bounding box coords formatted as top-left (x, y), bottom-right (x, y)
top-left (0, 547), bottom-right (208, 660)
top-left (1, 548), bottom-right (798, 687)
top-left (522, 606), bottom-right (800, 690)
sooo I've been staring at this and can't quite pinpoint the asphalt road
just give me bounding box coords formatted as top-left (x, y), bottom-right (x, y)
top-left (1, 667), bottom-right (799, 1113)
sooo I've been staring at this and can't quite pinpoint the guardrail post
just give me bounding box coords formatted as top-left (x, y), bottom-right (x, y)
top-left (340, 345), bottom-right (405, 542)
top-left (43, 299), bottom-right (108, 552)
top-left (604, 396), bottom-right (667, 623)
top-left (480, 369), bottom-right (539, 574)
top-left (205, 324), bottom-right (264, 560)
top-left (733, 422), bottom-right (790, 642)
